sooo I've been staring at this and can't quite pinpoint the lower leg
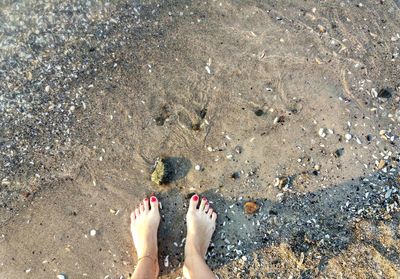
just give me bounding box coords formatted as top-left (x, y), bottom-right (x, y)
top-left (132, 257), bottom-right (158, 279)
top-left (183, 195), bottom-right (217, 279)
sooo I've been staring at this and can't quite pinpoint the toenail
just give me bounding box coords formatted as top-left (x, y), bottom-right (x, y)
top-left (192, 195), bottom-right (199, 201)
top-left (144, 198), bottom-right (148, 201)
top-left (150, 196), bottom-right (157, 202)
top-left (202, 197), bottom-right (207, 201)
top-left (206, 202), bottom-right (209, 205)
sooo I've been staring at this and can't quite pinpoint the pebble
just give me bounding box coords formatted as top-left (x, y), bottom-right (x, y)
top-left (318, 128), bottom-right (327, 138)
top-left (57, 275), bottom-right (66, 279)
top-left (164, 255), bottom-right (169, 267)
top-left (194, 165), bottom-right (202, 171)
top-left (334, 148), bottom-right (345, 157)
top-left (254, 109), bottom-right (264, 116)
top-left (345, 133), bottom-right (352, 140)
top-left (231, 171), bottom-right (241, 180)
top-left (234, 145), bottom-right (243, 154)
top-left (377, 88), bottom-right (393, 98)
top-left (90, 229), bottom-right (97, 237)
top-left (274, 176), bottom-right (289, 188)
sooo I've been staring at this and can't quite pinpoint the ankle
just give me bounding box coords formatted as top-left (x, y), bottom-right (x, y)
top-left (184, 238), bottom-right (204, 256)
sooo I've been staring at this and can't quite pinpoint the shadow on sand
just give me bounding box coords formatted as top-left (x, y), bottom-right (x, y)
top-left (152, 171), bottom-right (399, 276)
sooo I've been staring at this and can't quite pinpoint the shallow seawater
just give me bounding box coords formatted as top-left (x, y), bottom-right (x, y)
top-left (0, 1), bottom-right (399, 278)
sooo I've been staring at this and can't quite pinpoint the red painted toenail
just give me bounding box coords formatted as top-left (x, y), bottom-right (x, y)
top-left (206, 202), bottom-right (209, 205)
top-left (150, 196), bottom-right (157, 202)
top-left (192, 195), bottom-right (199, 201)
top-left (144, 198), bottom-right (148, 201)
top-left (202, 197), bottom-right (207, 201)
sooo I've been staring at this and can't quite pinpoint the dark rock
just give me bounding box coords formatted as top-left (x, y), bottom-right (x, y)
top-left (155, 116), bottom-right (165, 126)
top-left (231, 171), bottom-right (241, 179)
top-left (199, 108), bottom-right (207, 119)
top-left (366, 134), bottom-right (372, 141)
top-left (254, 109), bottom-right (264, 116)
top-left (334, 148), bottom-right (345, 157)
top-left (377, 88), bottom-right (393, 98)
top-left (191, 122), bottom-right (201, 131)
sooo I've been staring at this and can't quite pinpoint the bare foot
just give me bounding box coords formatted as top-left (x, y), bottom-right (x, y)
top-left (185, 194), bottom-right (217, 258)
top-left (130, 196), bottom-right (160, 277)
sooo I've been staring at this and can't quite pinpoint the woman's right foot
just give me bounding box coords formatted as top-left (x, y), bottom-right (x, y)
top-left (184, 194), bottom-right (217, 258)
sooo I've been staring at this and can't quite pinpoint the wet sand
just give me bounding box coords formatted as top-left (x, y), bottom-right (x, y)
top-left (1, 0), bottom-right (400, 278)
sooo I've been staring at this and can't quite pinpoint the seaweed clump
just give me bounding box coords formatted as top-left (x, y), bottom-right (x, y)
top-left (151, 157), bottom-right (171, 185)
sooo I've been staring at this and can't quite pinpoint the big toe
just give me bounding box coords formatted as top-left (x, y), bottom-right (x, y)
top-left (189, 194), bottom-right (199, 210)
top-left (150, 196), bottom-right (159, 211)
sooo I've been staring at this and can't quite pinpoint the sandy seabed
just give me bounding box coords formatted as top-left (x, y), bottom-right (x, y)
top-left (1, 0), bottom-right (400, 278)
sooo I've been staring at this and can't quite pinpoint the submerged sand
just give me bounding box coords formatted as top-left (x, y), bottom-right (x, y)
top-left (1, 0), bottom-right (400, 278)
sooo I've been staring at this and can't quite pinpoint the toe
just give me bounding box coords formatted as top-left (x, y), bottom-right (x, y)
top-left (211, 212), bottom-right (217, 221)
top-left (208, 208), bottom-right (213, 217)
top-left (199, 197), bottom-right (207, 211)
top-left (130, 212), bottom-right (136, 223)
top-left (189, 194), bottom-right (199, 210)
top-left (135, 208), bottom-right (140, 217)
top-left (150, 196), bottom-right (159, 211)
top-left (139, 203), bottom-right (144, 213)
top-left (204, 202), bottom-right (209, 213)
top-left (143, 198), bottom-right (150, 212)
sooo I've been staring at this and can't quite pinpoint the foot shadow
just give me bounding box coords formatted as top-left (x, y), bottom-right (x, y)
top-left (154, 170), bottom-right (399, 276)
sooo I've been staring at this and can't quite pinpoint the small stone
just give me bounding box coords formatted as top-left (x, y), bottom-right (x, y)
top-left (164, 255), bottom-right (169, 267)
top-left (377, 88), bottom-right (393, 98)
top-left (234, 145), bottom-right (243, 154)
top-left (231, 171), bottom-right (241, 180)
top-left (318, 128), bottom-right (327, 138)
top-left (376, 159), bottom-right (385, 170)
top-left (191, 122), bottom-right (201, 131)
top-left (274, 177), bottom-right (289, 189)
top-left (199, 108), bottom-right (207, 119)
top-left (90, 229), bottom-right (97, 236)
top-left (194, 165), bottom-right (201, 171)
top-left (385, 189), bottom-right (393, 199)
top-left (366, 134), bottom-right (372, 141)
top-left (345, 134), bottom-right (352, 140)
top-left (57, 275), bottom-right (66, 279)
top-left (318, 25), bottom-right (326, 33)
top-left (254, 109), bottom-right (264, 116)
top-left (334, 148), bottom-right (345, 157)
top-left (244, 201), bottom-right (259, 214)
top-left (314, 164), bottom-right (321, 171)
top-left (1, 179), bottom-right (11, 186)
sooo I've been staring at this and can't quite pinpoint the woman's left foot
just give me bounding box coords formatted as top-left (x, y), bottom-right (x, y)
top-left (130, 196), bottom-right (160, 275)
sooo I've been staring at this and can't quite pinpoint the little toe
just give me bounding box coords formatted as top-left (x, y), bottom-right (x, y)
top-left (211, 212), bottom-right (217, 221)
top-left (189, 194), bottom-right (199, 210)
top-left (135, 208), bottom-right (140, 217)
top-left (143, 198), bottom-right (150, 212)
top-left (208, 208), bottom-right (214, 217)
top-left (150, 196), bottom-right (159, 211)
top-left (199, 197), bottom-right (207, 211)
top-left (130, 212), bottom-right (136, 223)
